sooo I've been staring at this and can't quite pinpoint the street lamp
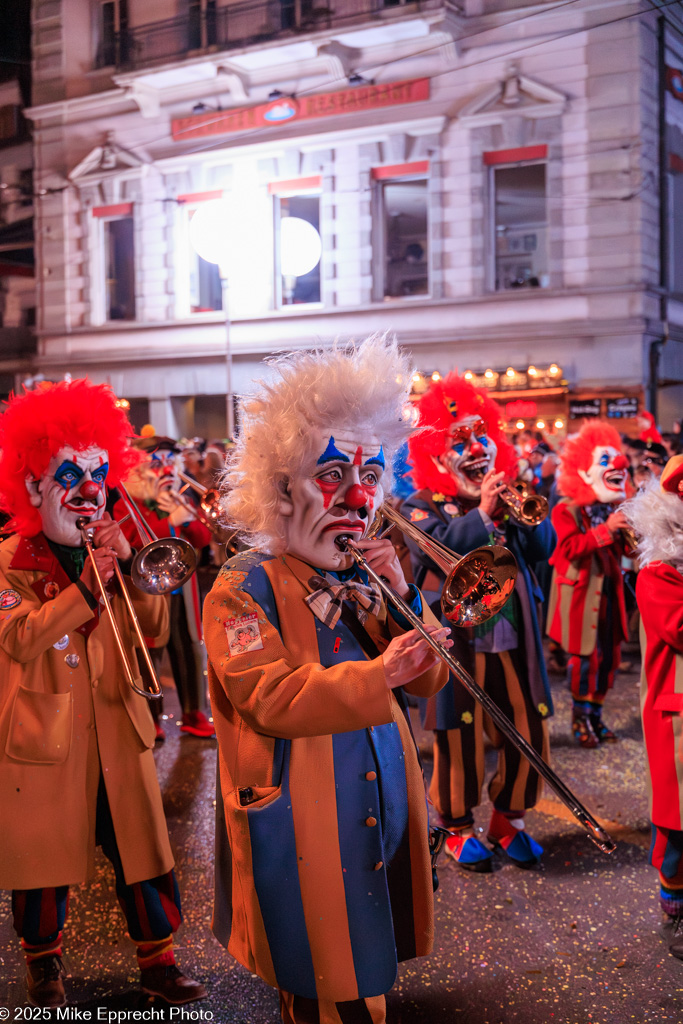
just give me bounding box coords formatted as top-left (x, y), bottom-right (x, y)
top-left (188, 198), bottom-right (235, 440)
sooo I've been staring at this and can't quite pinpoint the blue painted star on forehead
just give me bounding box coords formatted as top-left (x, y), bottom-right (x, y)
top-left (316, 436), bottom-right (385, 468)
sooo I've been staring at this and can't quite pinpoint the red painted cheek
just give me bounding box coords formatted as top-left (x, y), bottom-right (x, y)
top-left (315, 479), bottom-right (339, 510)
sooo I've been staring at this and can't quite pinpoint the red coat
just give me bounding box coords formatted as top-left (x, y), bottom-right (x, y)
top-left (637, 562), bottom-right (683, 830)
top-left (547, 499), bottom-right (627, 656)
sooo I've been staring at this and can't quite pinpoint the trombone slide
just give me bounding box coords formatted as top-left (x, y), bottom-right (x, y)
top-left (77, 519), bottom-right (162, 701)
top-left (337, 536), bottom-right (616, 856)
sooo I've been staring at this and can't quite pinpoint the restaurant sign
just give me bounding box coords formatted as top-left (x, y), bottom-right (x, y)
top-left (172, 78), bottom-right (430, 142)
top-left (569, 399), bottom-right (601, 419)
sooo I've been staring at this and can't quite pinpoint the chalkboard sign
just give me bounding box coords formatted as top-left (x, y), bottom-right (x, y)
top-left (569, 399), bottom-right (601, 419)
top-left (606, 397), bottom-right (639, 419)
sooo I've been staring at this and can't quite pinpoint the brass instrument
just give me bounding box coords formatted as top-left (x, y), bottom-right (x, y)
top-left (498, 485), bottom-right (549, 526)
top-left (117, 484), bottom-right (198, 594)
top-left (369, 503), bottom-right (517, 627)
top-left (176, 470), bottom-right (224, 536)
top-left (77, 517), bottom-right (162, 702)
top-left (335, 523), bottom-right (616, 854)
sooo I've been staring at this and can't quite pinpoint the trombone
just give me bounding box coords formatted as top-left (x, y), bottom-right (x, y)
top-left (77, 516), bottom-right (163, 701)
top-left (176, 470), bottom-right (223, 535)
top-left (116, 484), bottom-right (198, 595)
top-left (498, 485), bottom-right (549, 526)
top-left (369, 503), bottom-right (517, 627)
top-left (342, 506), bottom-right (616, 854)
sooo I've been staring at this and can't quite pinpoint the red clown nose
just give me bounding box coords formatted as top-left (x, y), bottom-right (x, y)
top-left (612, 454), bottom-right (629, 471)
top-left (344, 484), bottom-right (367, 510)
top-left (469, 441), bottom-right (485, 457)
top-left (80, 480), bottom-right (101, 501)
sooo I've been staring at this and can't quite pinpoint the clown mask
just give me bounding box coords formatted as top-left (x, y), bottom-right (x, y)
top-left (26, 446), bottom-right (109, 546)
top-left (578, 446), bottom-right (629, 504)
top-left (280, 429), bottom-right (386, 570)
top-left (126, 452), bottom-right (178, 504)
top-left (436, 414), bottom-right (498, 501)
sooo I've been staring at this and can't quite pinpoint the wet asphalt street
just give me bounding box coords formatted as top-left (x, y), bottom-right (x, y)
top-left (1, 649), bottom-right (683, 1024)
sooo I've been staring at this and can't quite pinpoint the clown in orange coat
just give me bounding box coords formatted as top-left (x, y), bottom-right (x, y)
top-left (547, 421), bottom-right (631, 748)
top-left (0, 381), bottom-right (206, 1008)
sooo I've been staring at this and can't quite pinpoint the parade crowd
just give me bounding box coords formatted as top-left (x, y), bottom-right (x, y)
top-left (1, 337), bottom-right (683, 1023)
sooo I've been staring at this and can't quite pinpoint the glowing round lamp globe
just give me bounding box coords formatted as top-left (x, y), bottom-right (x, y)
top-left (189, 199), bottom-right (232, 267)
top-left (280, 217), bottom-right (322, 277)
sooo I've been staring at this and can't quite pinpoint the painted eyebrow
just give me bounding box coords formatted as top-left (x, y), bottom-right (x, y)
top-left (55, 460), bottom-right (84, 477)
top-left (316, 436), bottom-right (351, 466)
top-left (365, 447), bottom-right (385, 469)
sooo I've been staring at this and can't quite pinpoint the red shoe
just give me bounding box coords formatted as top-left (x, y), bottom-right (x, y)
top-left (180, 710), bottom-right (215, 738)
top-left (154, 722), bottom-right (166, 744)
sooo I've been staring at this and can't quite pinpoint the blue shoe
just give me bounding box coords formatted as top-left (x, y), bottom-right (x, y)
top-left (485, 811), bottom-right (544, 868)
top-left (445, 832), bottom-right (494, 873)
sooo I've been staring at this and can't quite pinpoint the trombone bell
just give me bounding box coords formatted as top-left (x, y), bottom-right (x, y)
top-left (132, 536), bottom-right (197, 595)
top-left (366, 504), bottom-right (518, 628)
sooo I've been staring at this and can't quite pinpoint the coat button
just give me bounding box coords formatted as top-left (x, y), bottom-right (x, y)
top-left (365, 816), bottom-right (377, 827)
top-left (374, 861), bottom-right (384, 871)
top-left (365, 771), bottom-right (377, 781)
top-left (92, 679), bottom-right (99, 689)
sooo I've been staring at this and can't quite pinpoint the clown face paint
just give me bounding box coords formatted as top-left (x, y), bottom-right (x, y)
top-left (437, 415), bottom-right (498, 501)
top-left (578, 446), bottom-right (629, 504)
top-left (26, 445), bottom-right (109, 546)
top-left (281, 429), bottom-right (386, 570)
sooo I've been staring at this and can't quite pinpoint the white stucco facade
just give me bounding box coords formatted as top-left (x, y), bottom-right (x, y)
top-left (25, 0), bottom-right (683, 436)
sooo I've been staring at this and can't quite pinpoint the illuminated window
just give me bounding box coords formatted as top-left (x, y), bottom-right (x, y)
top-left (492, 164), bottom-right (548, 291)
top-left (274, 194), bottom-right (322, 307)
top-left (186, 207), bottom-right (223, 313)
top-left (376, 178), bottom-right (429, 299)
top-left (103, 217), bottom-right (135, 321)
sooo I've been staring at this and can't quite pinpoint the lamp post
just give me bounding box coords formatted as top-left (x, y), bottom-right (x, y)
top-left (188, 198), bottom-right (235, 440)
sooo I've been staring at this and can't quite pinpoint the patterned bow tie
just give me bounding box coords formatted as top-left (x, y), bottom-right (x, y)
top-left (305, 574), bottom-right (383, 629)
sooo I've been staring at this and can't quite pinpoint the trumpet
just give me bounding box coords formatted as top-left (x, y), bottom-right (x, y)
top-left (336, 522), bottom-right (616, 854)
top-left (498, 485), bottom-right (549, 526)
top-left (369, 503), bottom-right (517, 627)
top-left (77, 517), bottom-right (163, 701)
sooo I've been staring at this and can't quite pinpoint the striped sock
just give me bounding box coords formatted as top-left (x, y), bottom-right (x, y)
top-left (22, 933), bottom-right (63, 964)
top-left (134, 935), bottom-right (175, 969)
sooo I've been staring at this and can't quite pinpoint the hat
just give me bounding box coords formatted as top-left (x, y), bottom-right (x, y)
top-left (132, 435), bottom-right (180, 455)
top-left (661, 454), bottom-right (683, 497)
top-left (642, 441), bottom-right (668, 467)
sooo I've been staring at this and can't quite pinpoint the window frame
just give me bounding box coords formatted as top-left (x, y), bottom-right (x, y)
top-left (90, 203), bottom-right (137, 326)
top-left (175, 192), bottom-right (225, 319)
top-left (487, 156), bottom-right (549, 294)
top-left (371, 163), bottom-right (430, 303)
top-left (270, 179), bottom-right (323, 311)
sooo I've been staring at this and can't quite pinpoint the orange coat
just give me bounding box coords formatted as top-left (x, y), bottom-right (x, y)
top-left (204, 550), bottom-right (447, 1001)
top-left (0, 533), bottom-right (173, 890)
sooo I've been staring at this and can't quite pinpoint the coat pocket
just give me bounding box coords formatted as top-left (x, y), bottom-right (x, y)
top-left (5, 686), bottom-right (73, 764)
top-left (653, 693), bottom-right (683, 713)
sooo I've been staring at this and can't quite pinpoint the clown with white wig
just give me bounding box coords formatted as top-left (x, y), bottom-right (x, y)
top-left (624, 457), bottom-right (683, 961)
top-left (203, 336), bottom-right (449, 1024)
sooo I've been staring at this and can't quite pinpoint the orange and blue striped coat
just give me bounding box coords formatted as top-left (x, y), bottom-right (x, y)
top-left (203, 548), bottom-right (447, 1002)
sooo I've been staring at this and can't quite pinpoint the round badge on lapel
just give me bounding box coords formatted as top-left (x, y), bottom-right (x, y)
top-left (443, 503), bottom-right (459, 517)
top-left (53, 635), bottom-right (69, 650)
top-left (44, 580), bottom-right (60, 600)
top-left (0, 589), bottom-right (21, 610)
top-left (65, 653), bottom-right (80, 668)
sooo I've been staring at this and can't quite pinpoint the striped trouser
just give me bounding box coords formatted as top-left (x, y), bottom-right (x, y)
top-left (429, 648), bottom-right (549, 826)
top-left (650, 825), bottom-right (683, 917)
top-left (279, 990), bottom-right (386, 1024)
top-left (567, 588), bottom-right (620, 709)
top-left (12, 777), bottom-right (181, 948)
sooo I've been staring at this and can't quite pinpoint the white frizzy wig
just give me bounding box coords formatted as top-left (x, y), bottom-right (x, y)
top-left (222, 334), bottom-right (413, 553)
top-left (623, 479), bottom-right (683, 569)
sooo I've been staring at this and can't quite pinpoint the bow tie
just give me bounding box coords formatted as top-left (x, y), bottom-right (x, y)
top-left (305, 573), bottom-right (383, 629)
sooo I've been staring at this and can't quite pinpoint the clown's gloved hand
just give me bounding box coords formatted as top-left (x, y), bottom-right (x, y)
top-left (157, 489), bottom-right (194, 527)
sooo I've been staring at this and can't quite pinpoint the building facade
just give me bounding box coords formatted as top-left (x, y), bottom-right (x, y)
top-left (25, 0), bottom-right (683, 438)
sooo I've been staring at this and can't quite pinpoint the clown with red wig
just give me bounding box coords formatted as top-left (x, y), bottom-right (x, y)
top-left (403, 374), bottom-right (555, 873)
top-left (0, 380), bottom-right (205, 1008)
top-left (547, 421), bottom-right (632, 748)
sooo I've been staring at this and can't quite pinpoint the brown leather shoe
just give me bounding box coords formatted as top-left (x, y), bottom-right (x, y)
top-left (26, 955), bottom-right (67, 1008)
top-left (140, 963), bottom-right (207, 1004)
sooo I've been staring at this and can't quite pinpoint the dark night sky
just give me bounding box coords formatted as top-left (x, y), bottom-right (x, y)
top-left (0, 0), bottom-right (31, 100)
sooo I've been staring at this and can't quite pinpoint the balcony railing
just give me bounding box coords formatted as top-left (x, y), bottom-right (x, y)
top-left (95, 0), bottom-right (443, 71)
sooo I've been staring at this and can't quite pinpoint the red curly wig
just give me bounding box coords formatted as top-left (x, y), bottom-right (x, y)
top-left (0, 379), bottom-right (141, 537)
top-left (408, 373), bottom-right (518, 497)
top-left (556, 420), bottom-right (625, 506)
